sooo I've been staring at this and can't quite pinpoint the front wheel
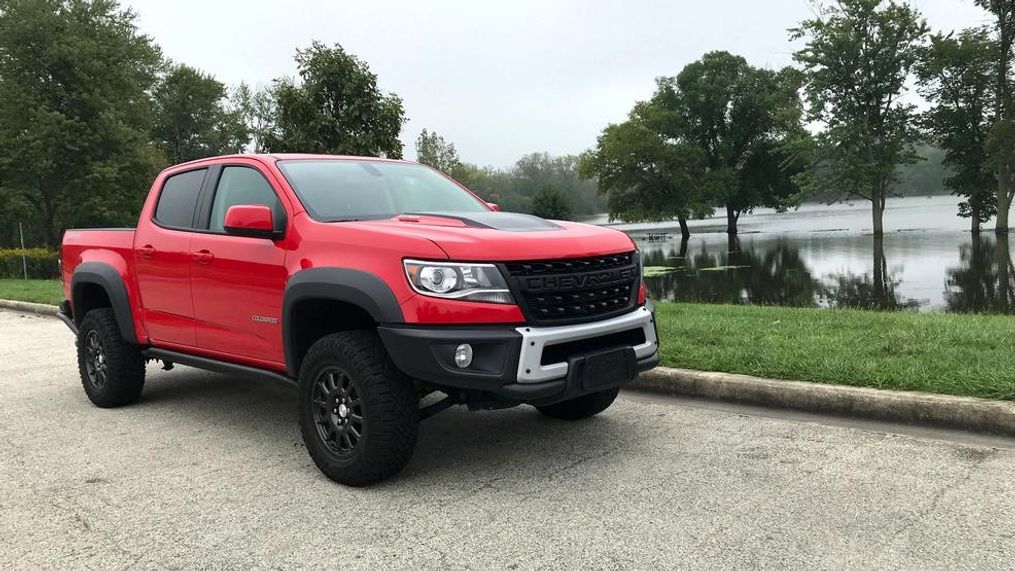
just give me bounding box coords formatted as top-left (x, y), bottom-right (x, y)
top-left (298, 331), bottom-right (418, 487)
top-left (536, 387), bottom-right (620, 420)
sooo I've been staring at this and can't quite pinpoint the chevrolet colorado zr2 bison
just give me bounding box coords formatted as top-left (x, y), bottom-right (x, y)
top-left (58, 154), bottom-right (659, 486)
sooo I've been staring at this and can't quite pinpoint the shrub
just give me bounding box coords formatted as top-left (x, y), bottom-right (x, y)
top-left (0, 248), bottom-right (59, 279)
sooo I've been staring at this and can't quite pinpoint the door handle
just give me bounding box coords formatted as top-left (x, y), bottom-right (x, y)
top-left (192, 249), bottom-right (214, 264)
top-left (138, 245), bottom-right (156, 259)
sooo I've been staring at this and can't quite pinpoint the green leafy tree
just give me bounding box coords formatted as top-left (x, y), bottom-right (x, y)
top-left (529, 185), bottom-right (574, 220)
top-left (453, 164), bottom-right (529, 212)
top-left (233, 82), bottom-right (277, 153)
top-left (916, 28), bottom-right (998, 233)
top-left (791, 0), bottom-right (929, 236)
top-left (264, 42), bottom-right (405, 158)
top-left (152, 64), bottom-right (249, 164)
top-left (0, 0), bottom-right (164, 247)
top-left (415, 129), bottom-right (463, 176)
top-left (648, 51), bottom-right (806, 234)
top-left (976, 0), bottom-right (1015, 234)
top-left (514, 153), bottom-right (605, 216)
top-left (580, 114), bottom-right (711, 239)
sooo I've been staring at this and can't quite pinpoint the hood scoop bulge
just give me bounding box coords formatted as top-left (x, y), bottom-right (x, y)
top-left (398, 212), bottom-right (563, 232)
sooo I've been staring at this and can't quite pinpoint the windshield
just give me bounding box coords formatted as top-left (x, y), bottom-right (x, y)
top-left (277, 159), bottom-right (489, 222)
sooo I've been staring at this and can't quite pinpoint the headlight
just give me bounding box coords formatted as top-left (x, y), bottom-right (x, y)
top-left (404, 259), bottom-right (514, 304)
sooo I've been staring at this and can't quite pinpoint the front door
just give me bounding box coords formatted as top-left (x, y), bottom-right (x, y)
top-left (133, 168), bottom-right (207, 346)
top-left (189, 163), bottom-right (289, 366)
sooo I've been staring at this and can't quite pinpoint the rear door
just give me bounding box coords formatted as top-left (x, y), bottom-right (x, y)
top-left (189, 162), bottom-right (290, 365)
top-left (133, 168), bottom-right (207, 346)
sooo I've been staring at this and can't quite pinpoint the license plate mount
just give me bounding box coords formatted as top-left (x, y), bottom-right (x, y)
top-left (568, 346), bottom-right (638, 392)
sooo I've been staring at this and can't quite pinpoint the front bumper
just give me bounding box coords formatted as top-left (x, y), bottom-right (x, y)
top-left (378, 304), bottom-right (659, 405)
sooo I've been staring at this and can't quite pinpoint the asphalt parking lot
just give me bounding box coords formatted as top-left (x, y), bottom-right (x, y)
top-left (1, 309), bottom-right (1013, 569)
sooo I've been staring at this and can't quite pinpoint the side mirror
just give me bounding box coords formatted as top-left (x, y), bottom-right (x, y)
top-left (223, 204), bottom-right (278, 239)
top-left (487, 202), bottom-right (501, 212)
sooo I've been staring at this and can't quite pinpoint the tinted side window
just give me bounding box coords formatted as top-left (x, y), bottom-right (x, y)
top-left (209, 167), bottom-right (283, 232)
top-left (154, 169), bottom-right (207, 229)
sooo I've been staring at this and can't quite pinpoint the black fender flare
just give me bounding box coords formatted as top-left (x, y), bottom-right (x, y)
top-left (70, 262), bottom-right (138, 344)
top-left (282, 267), bottom-right (404, 377)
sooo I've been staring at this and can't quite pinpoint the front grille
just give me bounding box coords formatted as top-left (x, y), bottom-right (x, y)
top-left (503, 252), bottom-right (640, 324)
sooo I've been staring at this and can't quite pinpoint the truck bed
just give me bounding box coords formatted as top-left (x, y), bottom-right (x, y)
top-left (60, 228), bottom-right (136, 298)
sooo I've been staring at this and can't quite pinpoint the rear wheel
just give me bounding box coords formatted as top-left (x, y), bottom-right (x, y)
top-left (76, 308), bottom-right (146, 408)
top-left (536, 387), bottom-right (619, 420)
top-left (298, 331), bottom-right (418, 486)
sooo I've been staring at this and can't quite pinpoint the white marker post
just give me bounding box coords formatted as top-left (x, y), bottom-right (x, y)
top-left (19, 222), bottom-right (28, 280)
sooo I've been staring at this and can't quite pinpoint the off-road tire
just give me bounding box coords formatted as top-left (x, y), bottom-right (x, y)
top-left (536, 387), bottom-right (620, 420)
top-left (298, 331), bottom-right (418, 487)
top-left (77, 308), bottom-right (146, 408)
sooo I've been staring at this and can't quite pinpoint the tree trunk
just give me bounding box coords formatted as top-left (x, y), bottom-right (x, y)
top-left (725, 205), bottom-right (738, 235)
top-left (871, 186), bottom-right (885, 236)
top-left (998, 234), bottom-right (1013, 312)
top-left (872, 235), bottom-right (889, 308)
top-left (997, 164), bottom-right (1011, 235)
top-left (972, 208), bottom-right (982, 234)
top-left (678, 236), bottom-right (689, 258)
top-left (678, 216), bottom-right (690, 239)
top-left (41, 199), bottom-right (58, 249)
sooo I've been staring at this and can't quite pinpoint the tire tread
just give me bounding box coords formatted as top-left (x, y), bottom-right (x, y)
top-left (77, 308), bottom-right (145, 408)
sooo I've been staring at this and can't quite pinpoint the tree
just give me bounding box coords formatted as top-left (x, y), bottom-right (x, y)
top-left (233, 82), bottom-right (277, 153)
top-left (152, 64), bottom-right (249, 164)
top-left (529, 185), bottom-right (574, 220)
top-left (792, 0), bottom-right (929, 236)
top-left (976, 0), bottom-right (1015, 234)
top-left (0, 0), bottom-right (164, 247)
top-left (514, 153), bottom-right (605, 216)
top-left (917, 28), bottom-right (998, 233)
top-left (580, 114), bottom-right (712, 239)
top-left (648, 52), bottom-right (806, 234)
top-left (263, 42), bottom-right (405, 158)
top-left (415, 129), bottom-right (463, 176)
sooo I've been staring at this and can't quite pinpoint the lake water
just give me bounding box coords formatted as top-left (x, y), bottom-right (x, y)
top-left (586, 195), bottom-right (1014, 314)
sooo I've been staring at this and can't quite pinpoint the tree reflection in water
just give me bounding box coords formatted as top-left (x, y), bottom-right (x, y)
top-left (820, 236), bottom-right (923, 311)
top-left (641, 236), bottom-right (822, 307)
top-left (945, 234), bottom-right (1015, 314)
top-left (641, 235), bottom-right (928, 311)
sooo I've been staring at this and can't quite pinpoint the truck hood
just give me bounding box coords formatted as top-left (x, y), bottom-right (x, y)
top-left (349, 212), bottom-right (635, 261)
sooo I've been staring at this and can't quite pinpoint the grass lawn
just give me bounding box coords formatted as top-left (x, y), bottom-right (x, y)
top-left (0, 279), bottom-right (63, 306)
top-left (0, 281), bottom-right (1010, 400)
top-left (655, 302), bottom-right (1015, 401)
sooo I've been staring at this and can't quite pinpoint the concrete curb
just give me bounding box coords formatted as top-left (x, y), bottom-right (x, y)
top-left (629, 367), bottom-right (1015, 436)
top-left (0, 299), bottom-right (57, 316)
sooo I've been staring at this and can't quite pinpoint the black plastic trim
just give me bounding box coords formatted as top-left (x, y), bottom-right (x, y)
top-left (70, 262), bottom-right (137, 344)
top-left (499, 251), bottom-right (641, 326)
top-left (378, 325), bottom-right (522, 387)
top-left (377, 322), bottom-right (660, 406)
top-left (282, 267), bottom-right (405, 377)
top-left (143, 348), bottom-right (296, 386)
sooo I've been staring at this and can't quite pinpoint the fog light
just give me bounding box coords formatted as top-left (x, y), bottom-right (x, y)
top-left (454, 344), bottom-right (473, 368)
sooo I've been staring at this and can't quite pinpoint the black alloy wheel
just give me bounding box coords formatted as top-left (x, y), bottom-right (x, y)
top-left (312, 367), bottom-right (365, 455)
top-left (83, 329), bottom-right (108, 389)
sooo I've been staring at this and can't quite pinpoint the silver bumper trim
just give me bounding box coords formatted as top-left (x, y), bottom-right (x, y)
top-left (514, 306), bottom-right (657, 383)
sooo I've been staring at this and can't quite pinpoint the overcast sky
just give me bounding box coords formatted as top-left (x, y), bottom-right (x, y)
top-left (123, 0), bottom-right (990, 168)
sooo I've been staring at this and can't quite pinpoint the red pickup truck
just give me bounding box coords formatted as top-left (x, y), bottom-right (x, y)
top-left (59, 154), bottom-right (659, 485)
